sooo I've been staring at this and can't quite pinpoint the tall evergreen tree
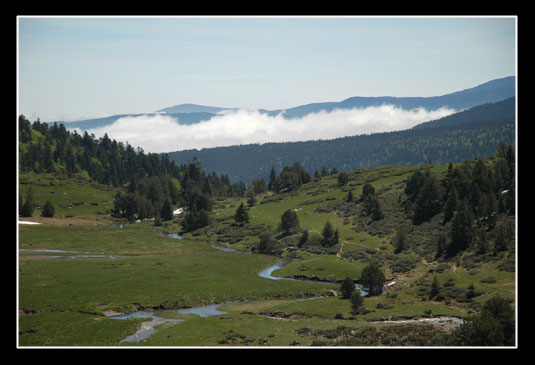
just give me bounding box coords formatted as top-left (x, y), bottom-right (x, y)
top-left (160, 199), bottom-right (173, 221)
top-left (321, 221), bottom-right (338, 247)
top-left (341, 277), bottom-right (355, 299)
top-left (391, 225), bottom-right (409, 254)
top-left (447, 203), bottom-right (474, 258)
top-left (234, 202), bottom-right (249, 226)
top-left (412, 170), bottom-right (442, 224)
top-left (268, 165), bottom-right (277, 190)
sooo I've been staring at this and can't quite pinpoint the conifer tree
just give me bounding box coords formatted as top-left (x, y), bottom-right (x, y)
top-left (298, 229), bottom-right (309, 248)
top-left (234, 202), bottom-right (249, 226)
top-left (447, 203), bottom-right (474, 258)
top-left (341, 277), bottom-right (355, 299)
top-left (20, 189), bottom-right (37, 217)
top-left (321, 221), bottom-right (338, 247)
top-left (268, 165), bottom-right (277, 190)
top-left (160, 199), bottom-right (173, 221)
top-left (41, 200), bottom-right (55, 218)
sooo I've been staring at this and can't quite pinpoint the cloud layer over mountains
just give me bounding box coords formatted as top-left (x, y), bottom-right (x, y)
top-left (81, 105), bottom-right (456, 153)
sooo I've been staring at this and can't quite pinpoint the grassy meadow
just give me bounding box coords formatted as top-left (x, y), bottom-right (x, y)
top-left (18, 163), bottom-right (515, 347)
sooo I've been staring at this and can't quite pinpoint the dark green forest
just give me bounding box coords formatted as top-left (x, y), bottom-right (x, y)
top-left (168, 98), bottom-right (515, 185)
top-left (18, 115), bottom-right (247, 224)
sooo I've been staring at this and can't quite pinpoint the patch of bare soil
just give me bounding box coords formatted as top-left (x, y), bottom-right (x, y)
top-left (19, 216), bottom-right (110, 226)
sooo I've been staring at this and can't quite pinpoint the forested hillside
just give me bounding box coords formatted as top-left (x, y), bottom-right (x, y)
top-left (18, 115), bottom-right (247, 222)
top-left (167, 98), bottom-right (515, 185)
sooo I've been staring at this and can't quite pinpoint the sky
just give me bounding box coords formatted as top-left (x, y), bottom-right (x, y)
top-left (17, 16), bottom-right (516, 152)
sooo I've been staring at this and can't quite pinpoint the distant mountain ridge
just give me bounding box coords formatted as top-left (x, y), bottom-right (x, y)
top-left (167, 97), bottom-right (515, 184)
top-left (262, 76), bottom-right (515, 118)
top-left (48, 112), bottom-right (219, 131)
top-left (47, 76), bottom-right (515, 130)
top-left (154, 103), bottom-right (239, 114)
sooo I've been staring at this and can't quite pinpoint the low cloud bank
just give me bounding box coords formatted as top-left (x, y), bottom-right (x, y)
top-left (83, 105), bottom-right (455, 153)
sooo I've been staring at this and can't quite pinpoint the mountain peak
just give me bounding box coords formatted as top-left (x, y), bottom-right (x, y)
top-left (155, 103), bottom-right (236, 114)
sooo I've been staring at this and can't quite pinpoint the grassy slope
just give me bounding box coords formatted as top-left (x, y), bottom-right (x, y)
top-left (18, 162), bottom-right (515, 347)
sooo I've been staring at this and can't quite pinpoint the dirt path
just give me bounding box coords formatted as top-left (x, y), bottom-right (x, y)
top-left (18, 216), bottom-right (110, 226)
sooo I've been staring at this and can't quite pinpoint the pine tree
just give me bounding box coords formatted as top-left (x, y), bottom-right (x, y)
top-left (298, 230), bottom-right (309, 248)
top-left (362, 183), bottom-right (375, 200)
top-left (268, 165), bottom-right (277, 190)
top-left (321, 221), bottom-right (338, 247)
top-left (412, 170), bottom-right (441, 224)
top-left (234, 202), bottom-right (249, 226)
top-left (128, 176), bottom-right (138, 193)
top-left (341, 277), bottom-right (355, 299)
top-left (447, 203), bottom-right (474, 258)
top-left (443, 186), bottom-right (458, 223)
top-left (20, 189), bottom-right (37, 217)
top-left (392, 225), bottom-right (408, 254)
top-left (41, 200), bottom-right (55, 218)
top-left (160, 199), bottom-right (173, 221)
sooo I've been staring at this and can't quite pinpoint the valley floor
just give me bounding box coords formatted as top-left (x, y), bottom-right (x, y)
top-left (17, 165), bottom-right (516, 347)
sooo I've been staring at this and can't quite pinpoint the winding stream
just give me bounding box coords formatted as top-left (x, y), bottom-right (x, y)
top-left (108, 231), bottom-right (377, 343)
top-left (258, 260), bottom-right (369, 296)
top-left (26, 224), bottom-right (461, 343)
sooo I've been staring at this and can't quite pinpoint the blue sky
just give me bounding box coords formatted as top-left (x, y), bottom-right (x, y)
top-left (18, 16), bottom-right (516, 123)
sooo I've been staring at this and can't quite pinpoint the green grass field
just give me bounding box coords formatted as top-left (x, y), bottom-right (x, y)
top-left (18, 165), bottom-right (515, 347)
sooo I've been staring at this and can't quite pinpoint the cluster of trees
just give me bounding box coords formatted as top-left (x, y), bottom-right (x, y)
top-left (340, 263), bottom-right (386, 314)
top-left (406, 144), bottom-right (514, 226)
top-left (179, 160), bottom-right (215, 232)
top-left (269, 163), bottom-right (311, 193)
top-left (179, 159), bottom-right (248, 232)
top-left (404, 143), bottom-right (515, 258)
top-left (115, 158), bottom-right (248, 229)
top-left (360, 183), bottom-right (383, 221)
top-left (113, 175), bottom-right (179, 221)
top-left (19, 115), bottom-right (248, 226)
top-left (19, 188), bottom-right (55, 218)
top-left (19, 116), bottom-right (181, 186)
top-left (450, 296), bottom-right (515, 346)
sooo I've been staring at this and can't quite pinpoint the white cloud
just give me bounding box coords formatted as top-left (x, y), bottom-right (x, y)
top-left (83, 105), bottom-right (455, 153)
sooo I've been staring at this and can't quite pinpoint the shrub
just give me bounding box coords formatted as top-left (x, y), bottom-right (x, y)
top-left (350, 290), bottom-right (364, 314)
